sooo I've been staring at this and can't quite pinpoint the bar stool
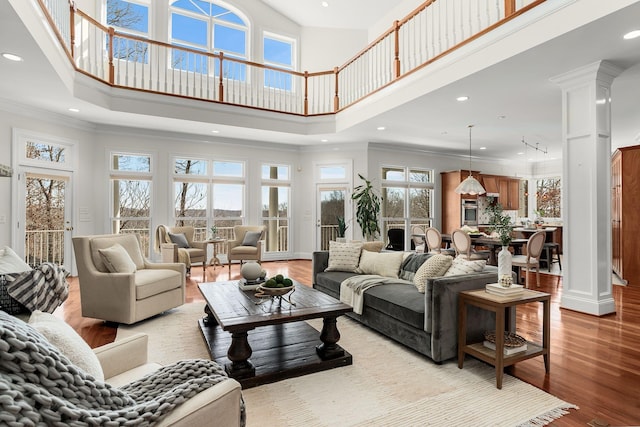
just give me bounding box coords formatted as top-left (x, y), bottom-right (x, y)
top-left (541, 242), bottom-right (562, 272)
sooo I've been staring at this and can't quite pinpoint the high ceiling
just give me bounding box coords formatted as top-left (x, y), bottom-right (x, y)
top-left (1, 0), bottom-right (640, 164)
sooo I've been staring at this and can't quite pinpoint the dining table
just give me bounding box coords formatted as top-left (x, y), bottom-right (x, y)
top-left (440, 233), bottom-right (527, 266)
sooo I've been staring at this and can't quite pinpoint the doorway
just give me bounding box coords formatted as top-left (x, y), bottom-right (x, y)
top-left (317, 186), bottom-right (348, 251)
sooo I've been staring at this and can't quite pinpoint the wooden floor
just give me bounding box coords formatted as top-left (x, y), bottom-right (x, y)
top-left (57, 261), bottom-right (640, 426)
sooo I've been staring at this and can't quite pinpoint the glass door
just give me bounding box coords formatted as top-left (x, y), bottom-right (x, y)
top-left (317, 186), bottom-right (347, 250)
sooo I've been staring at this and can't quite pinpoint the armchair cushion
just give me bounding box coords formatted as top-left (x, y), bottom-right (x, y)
top-left (168, 232), bottom-right (190, 248)
top-left (98, 243), bottom-right (137, 273)
top-left (28, 310), bottom-right (104, 381)
top-left (241, 231), bottom-right (262, 247)
top-left (135, 269), bottom-right (183, 299)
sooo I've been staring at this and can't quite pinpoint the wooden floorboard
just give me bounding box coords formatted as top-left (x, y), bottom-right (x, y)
top-left (57, 261), bottom-right (640, 426)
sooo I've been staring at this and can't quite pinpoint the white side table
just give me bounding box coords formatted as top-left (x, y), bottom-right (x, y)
top-left (205, 238), bottom-right (227, 268)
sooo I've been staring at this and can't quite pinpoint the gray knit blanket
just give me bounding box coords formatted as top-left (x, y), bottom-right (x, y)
top-left (4, 262), bottom-right (69, 313)
top-left (0, 310), bottom-right (245, 426)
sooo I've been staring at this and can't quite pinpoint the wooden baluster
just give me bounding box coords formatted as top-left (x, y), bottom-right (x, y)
top-left (218, 52), bottom-right (224, 103)
top-left (333, 66), bottom-right (339, 112)
top-left (108, 27), bottom-right (114, 85)
top-left (69, 3), bottom-right (75, 59)
top-left (393, 20), bottom-right (401, 79)
top-left (505, 0), bottom-right (516, 17)
top-left (304, 71), bottom-right (309, 116)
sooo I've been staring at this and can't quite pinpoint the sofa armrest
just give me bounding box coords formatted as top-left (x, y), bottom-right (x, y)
top-left (94, 333), bottom-right (149, 379)
top-left (160, 243), bottom-right (178, 263)
top-left (227, 239), bottom-right (241, 251)
top-left (312, 251), bottom-right (329, 284)
top-left (189, 240), bottom-right (208, 251)
top-left (157, 378), bottom-right (243, 427)
top-left (143, 260), bottom-right (186, 276)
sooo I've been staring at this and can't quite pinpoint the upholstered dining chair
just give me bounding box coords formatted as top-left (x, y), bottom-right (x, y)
top-left (227, 225), bottom-right (266, 271)
top-left (411, 225), bottom-right (426, 253)
top-left (451, 229), bottom-right (489, 261)
top-left (425, 227), bottom-right (456, 256)
top-left (511, 230), bottom-right (546, 288)
top-left (156, 225), bottom-right (207, 275)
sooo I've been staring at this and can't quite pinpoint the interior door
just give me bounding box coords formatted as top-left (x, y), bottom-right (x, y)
top-left (16, 168), bottom-right (74, 271)
top-left (316, 186), bottom-right (347, 251)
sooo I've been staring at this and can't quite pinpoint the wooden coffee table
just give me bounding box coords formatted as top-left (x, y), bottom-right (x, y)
top-left (198, 280), bottom-right (353, 388)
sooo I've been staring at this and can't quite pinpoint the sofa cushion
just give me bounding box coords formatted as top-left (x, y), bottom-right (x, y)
top-left (413, 254), bottom-right (453, 293)
top-left (399, 253), bottom-right (432, 281)
top-left (325, 241), bottom-right (363, 273)
top-left (98, 244), bottom-right (137, 273)
top-left (168, 232), bottom-right (190, 248)
top-left (314, 271), bottom-right (359, 299)
top-left (363, 284), bottom-right (424, 330)
top-left (356, 250), bottom-right (404, 278)
top-left (135, 269), bottom-right (183, 299)
top-left (230, 245), bottom-right (259, 254)
top-left (444, 257), bottom-right (487, 276)
top-left (29, 310), bottom-right (104, 381)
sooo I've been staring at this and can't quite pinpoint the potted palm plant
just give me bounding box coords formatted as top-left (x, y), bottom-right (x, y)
top-left (336, 216), bottom-right (348, 242)
top-left (351, 174), bottom-right (381, 241)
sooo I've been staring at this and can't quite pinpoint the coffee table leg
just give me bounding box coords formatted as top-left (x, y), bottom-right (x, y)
top-left (316, 316), bottom-right (345, 360)
top-left (202, 305), bottom-right (218, 326)
top-left (226, 330), bottom-right (255, 379)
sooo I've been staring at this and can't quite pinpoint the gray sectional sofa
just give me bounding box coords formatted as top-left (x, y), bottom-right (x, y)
top-left (312, 251), bottom-right (503, 363)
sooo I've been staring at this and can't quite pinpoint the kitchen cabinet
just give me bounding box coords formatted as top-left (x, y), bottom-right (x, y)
top-left (498, 178), bottom-right (520, 210)
top-left (441, 170), bottom-right (480, 234)
top-left (612, 146), bottom-right (640, 284)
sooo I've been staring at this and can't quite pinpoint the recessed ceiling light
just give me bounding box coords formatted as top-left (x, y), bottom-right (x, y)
top-left (2, 53), bottom-right (23, 62)
top-left (320, 139), bottom-right (328, 142)
top-left (321, 1), bottom-right (329, 7)
top-left (68, 108), bottom-right (80, 113)
top-left (517, 152), bottom-right (524, 155)
top-left (497, 115), bottom-right (506, 119)
top-left (211, 130), bottom-right (219, 133)
top-left (595, 99), bottom-right (607, 105)
top-left (479, 147), bottom-right (486, 150)
top-left (456, 96), bottom-right (469, 102)
top-left (377, 126), bottom-right (386, 131)
top-left (623, 30), bottom-right (640, 40)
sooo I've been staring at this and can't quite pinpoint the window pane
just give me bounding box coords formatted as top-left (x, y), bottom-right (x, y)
top-left (264, 68), bottom-right (292, 90)
top-left (261, 165), bottom-right (289, 180)
top-left (26, 141), bottom-right (65, 163)
top-left (409, 188), bottom-right (431, 218)
top-left (172, 14), bottom-right (207, 46)
top-left (174, 182), bottom-right (207, 217)
top-left (107, 0), bottom-right (148, 33)
top-left (113, 179), bottom-right (151, 216)
top-left (174, 159), bottom-right (207, 175)
top-left (536, 178), bottom-right (561, 217)
top-left (382, 187), bottom-right (405, 218)
top-left (382, 167), bottom-right (405, 181)
top-left (112, 154), bottom-right (151, 172)
top-left (214, 25), bottom-right (246, 55)
top-left (171, 44), bottom-right (208, 73)
top-left (172, 0), bottom-right (210, 15)
top-left (213, 183), bottom-right (243, 217)
top-left (409, 169), bottom-right (432, 183)
top-left (263, 219), bottom-right (288, 252)
top-left (261, 186), bottom-right (289, 217)
top-left (112, 37), bottom-right (149, 63)
top-left (320, 166), bottom-right (346, 180)
top-left (213, 161), bottom-right (243, 177)
top-left (264, 37), bottom-right (292, 66)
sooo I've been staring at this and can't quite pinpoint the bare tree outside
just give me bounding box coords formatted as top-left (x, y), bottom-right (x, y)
top-left (536, 178), bottom-right (561, 217)
top-left (107, 0), bottom-right (149, 63)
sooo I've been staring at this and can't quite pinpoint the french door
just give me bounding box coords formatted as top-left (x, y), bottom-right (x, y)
top-left (316, 186), bottom-right (348, 251)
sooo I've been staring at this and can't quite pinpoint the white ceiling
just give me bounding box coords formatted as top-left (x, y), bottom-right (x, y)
top-left (2, 0), bottom-right (640, 164)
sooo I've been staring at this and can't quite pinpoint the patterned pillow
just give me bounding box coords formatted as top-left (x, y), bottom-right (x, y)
top-left (413, 254), bottom-right (453, 292)
top-left (356, 250), bottom-right (405, 278)
top-left (443, 256), bottom-right (486, 277)
top-left (325, 241), bottom-right (363, 273)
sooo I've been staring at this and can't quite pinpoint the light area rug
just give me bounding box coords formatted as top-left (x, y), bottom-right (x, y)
top-left (116, 303), bottom-right (577, 427)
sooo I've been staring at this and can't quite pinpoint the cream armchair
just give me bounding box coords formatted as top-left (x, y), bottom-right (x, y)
top-left (72, 233), bottom-right (185, 324)
top-left (156, 225), bottom-right (207, 275)
top-left (227, 225), bottom-right (265, 271)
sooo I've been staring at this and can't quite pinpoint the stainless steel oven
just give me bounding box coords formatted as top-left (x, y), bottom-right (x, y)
top-left (461, 199), bottom-right (478, 226)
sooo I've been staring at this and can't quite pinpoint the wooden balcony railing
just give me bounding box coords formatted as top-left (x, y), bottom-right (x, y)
top-left (35, 0), bottom-right (545, 117)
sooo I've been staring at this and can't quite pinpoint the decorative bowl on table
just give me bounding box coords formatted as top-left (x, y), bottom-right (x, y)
top-left (254, 274), bottom-right (294, 297)
top-left (468, 232), bottom-right (483, 238)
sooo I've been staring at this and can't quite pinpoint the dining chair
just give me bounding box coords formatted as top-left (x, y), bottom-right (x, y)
top-left (411, 225), bottom-right (426, 253)
top-left (451, 229), bottom-right (489, 261)
top-left (511, 230), bottom-right (546, 288)
top-left (385, 228), bottom-right (405, 251)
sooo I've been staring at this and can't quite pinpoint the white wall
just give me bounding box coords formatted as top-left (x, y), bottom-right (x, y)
top-left (300, 28), bottom-right (367, 71)
top-left (612, 63), bottom-right (640, 151)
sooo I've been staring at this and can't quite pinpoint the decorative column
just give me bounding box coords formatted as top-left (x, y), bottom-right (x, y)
top-left (550, 61), bottom-right (622, 315)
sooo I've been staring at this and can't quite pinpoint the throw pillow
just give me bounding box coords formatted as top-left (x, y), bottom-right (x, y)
top-left (28, 310), bottom-right (104, 381)
top-left (443, 256), bottom-right (487, 277)
top-left (413, 254), bottom-right (453, 293)
top-left (241, 231), bottom-right (262, 247)
top-left (325, 241), bottom-right (363, 273)
top-left (399, 253), bottom-right (433, 281)
top-left (0, 246), bottom-right (32, 274)
top-left (168, 232), bottom-right (190, 248)
top-left (356, 241), bottom-right (385, 253)
top-left (98, 244), bottom-right (137, 274)
top-left (356, 250), bottom-right (405, 278)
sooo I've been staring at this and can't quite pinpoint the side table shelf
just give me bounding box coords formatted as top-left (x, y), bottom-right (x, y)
top-left (457, 289), bottom-right (551, 389)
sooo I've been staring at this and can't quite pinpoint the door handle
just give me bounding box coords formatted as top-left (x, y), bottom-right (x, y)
top-left (65, 226), bottom-right (74, 231)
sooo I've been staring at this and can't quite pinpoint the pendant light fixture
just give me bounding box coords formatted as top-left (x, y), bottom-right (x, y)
top-left (455, 124), bottom-right (486, 195)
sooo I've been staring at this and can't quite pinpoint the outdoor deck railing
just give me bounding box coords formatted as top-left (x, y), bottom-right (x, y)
top-left (35, 0), bottom-right (545, 117)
